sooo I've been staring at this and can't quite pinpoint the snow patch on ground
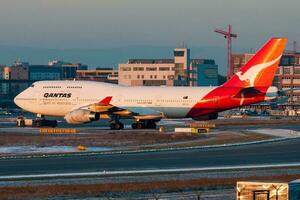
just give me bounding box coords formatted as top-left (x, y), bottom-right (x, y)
top-left (250, 129), bottom-right (300, 138)
top-left (0, 146), bottom-right (112, 154)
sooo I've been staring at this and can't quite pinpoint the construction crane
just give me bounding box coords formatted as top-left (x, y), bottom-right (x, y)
top-left (214, 24), bottom-right (237, 80)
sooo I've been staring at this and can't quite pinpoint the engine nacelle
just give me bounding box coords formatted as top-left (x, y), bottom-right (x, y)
top-left (264, 86), bottom-right (279, 101)
top-left (192, 113), bottom-right (218, 121)
top-left (64, 109), bottom-right (100, 124)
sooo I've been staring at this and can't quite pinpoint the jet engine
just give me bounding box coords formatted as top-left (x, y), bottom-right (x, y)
top-left (192, 113), bottom-right (218, 121)
top-left (64, 109), bottom-right (100, 124)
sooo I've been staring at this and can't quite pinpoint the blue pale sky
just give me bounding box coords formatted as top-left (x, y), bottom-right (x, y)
top-left (0, 0), bottom-right (299, 73)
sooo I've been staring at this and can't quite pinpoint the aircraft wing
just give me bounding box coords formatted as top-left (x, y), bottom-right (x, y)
top-left (121, 106), bottom-right (164, 121)
top-left (82, 96), bottom-right (164, 121)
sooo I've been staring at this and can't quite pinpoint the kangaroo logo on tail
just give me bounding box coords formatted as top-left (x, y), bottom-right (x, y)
top-left (223, 38), bottom-right (287, 88)
top-left (236, 55), bottom-right (282, 87)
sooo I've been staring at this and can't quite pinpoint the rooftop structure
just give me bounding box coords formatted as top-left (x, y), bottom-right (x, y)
top-left (76, 67), bottom-right (118, 84)
top-left (128, 59), bottom-right (174, 64)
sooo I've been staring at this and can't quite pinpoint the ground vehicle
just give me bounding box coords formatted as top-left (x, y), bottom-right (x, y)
top-left (16, 116), bottom-right (57, 127)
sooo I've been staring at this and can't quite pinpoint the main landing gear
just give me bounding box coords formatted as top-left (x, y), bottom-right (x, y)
top-left (131, 120), bottom-right (157, 129)
top-left (110, 122), bottom-right (124, 130)
top-left (109, 115), bottom-right (124, 130)
top-left (109, 115), bottom-right (158, 130)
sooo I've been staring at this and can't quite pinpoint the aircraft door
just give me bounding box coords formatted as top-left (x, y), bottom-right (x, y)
top-left (155, 95), bottom-right (161, 107)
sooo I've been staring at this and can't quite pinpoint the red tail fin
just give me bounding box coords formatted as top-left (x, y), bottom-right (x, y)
top-left (224, 38), bottom-right (287, 88)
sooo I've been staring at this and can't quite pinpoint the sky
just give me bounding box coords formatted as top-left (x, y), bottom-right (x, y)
top-left (0, 0), bottom-right (299, 73)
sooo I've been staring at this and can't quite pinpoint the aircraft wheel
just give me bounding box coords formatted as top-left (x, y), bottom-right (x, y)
top-left (132, 123), bottom-right (137, 129)
top-left (148, 122), bottom-right (157, 129)
top-left (35, 120), bottom-right (41, 127)
top-left (136, 122), bottom-right (143, 129)
top-left (52, 120), bottom-right (58, 128)
top-left (20, 120), bottom-right (25, 127)
top-left (115, 123), bottom-right (121, 130)
top-left (110, 122), bottom-right (124, 130)
top-left (110, 123), bottom-right (116, 130)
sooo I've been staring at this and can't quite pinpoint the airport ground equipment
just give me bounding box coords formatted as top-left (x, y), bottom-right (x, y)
top-left (189, 123), bottom-right (216, 128)
top-left (39, 128), bottom-right (76, 134)
top-left (174, 127), bottom-right (209, 134)
top-left (16, 116), bottom-right (57, 127)
top-left (77, 145), bottom-right (86, 151)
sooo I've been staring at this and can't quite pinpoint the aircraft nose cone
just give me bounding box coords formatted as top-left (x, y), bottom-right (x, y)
top-left (14, 94), bottom-right (21, 108)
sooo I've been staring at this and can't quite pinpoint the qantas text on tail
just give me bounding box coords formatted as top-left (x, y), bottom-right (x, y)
top-left (14, 38), bottom-right (287, 129)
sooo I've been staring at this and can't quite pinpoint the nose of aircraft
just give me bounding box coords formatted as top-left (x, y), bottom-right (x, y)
top-left (14, 93), bottom-right (21, 108)
top-left (14, 88), bottom-right (28, 108)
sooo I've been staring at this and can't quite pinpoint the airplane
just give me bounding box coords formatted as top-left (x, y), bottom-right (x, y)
top-left (14, 38), bottom-right (287, 130)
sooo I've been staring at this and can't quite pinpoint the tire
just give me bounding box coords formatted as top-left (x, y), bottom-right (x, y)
top-left (110, 123), bottom-right (116, 130)
top-left (144, 121), bottom-right (157, 129)
top-left (20, 120), bottom-right (25, 127)
top-left (136, 123), bottom-right (143, 129)
top-left (35, 121), bottom-right (41, 127)
top-left (132, 123), bottom-right (137, 129)
top-left (149, 122), bottom-right (157, 129)
top-left (114, 123), bottom-right (121, 130)
top-left (52, 120), bottom-right (58, 128)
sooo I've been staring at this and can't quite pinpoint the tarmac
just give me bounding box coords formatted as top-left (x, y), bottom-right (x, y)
top-left (1, 116), bottom-right (300, 199)
top-left (0, 137), bottom-right (299, 176)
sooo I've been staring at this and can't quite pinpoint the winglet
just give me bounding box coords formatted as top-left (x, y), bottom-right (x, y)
top-left (99, 96), bottom-right (113, 105)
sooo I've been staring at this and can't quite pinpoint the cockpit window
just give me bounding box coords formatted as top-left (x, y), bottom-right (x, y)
top-left (30, 84), bottom-right (35, 87)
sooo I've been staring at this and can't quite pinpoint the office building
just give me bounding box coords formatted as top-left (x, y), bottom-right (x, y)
top-left (76, 67), bottom-right (118, 84)
top-left (231, 53), bottom-right (254, 75)
top-left (9, 63), bottom-right (30, 98)
top-left (119, 59), bottom-right (175, 86)
top-left (29, 65), bottom-right (61, 81)
top-left (174, 48), bottom-right (190, 86)
top-left (118, 48), bottom-right (218, 86)
top-left (190, 59), bottom-right (218, 86)
top-left (3, 66), bottom-right (10, 80)
top-left (0, 65), bottom-right (5, 80)
top-left (275, 54), bottom-right (300, 103)
top-left (61, 63), bottom-right (87, 80)
top-left (48, 60), bottom-right (88, 80)
top-left (10, 65), bottom-right (29, 80)
top-left (0, 66), bottom-right (10, 96)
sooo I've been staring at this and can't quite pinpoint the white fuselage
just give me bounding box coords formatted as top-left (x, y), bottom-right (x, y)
top-left (14, 81), bottom-right (216, 118)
